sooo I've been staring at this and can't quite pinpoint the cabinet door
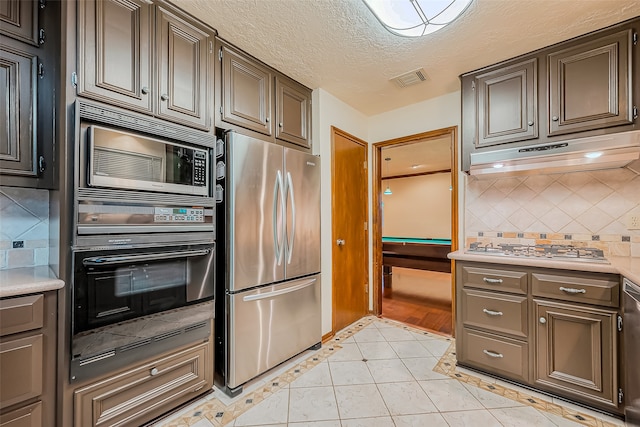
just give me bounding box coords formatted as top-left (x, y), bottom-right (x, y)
top-left (156, 5), bottom-right (212, 130)
top-left (0, 0), bottom-right (38, 46)
top-left (0, 335), bottom-right (43, 409)
top-left (475, 58), bottom-right (538, 147)
top-left (78, 0), bottom-right (153, 113)
top-left (548, 30), bottom-right (632, 136)
top-left (74, 341), bottom-right (211, 427)
top-left (0, 402), bottom-right (42, 427)
top-left (534, 299), bottom-right (618, 411)
top-left (0, 46), bottom-right (37, 177)
top-left (275, 76), bottom-right (311, 149)
top-left (221, 45), bottom-right (273, 136)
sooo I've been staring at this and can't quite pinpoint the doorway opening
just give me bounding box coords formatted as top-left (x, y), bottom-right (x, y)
top-left (372, 127), bottom-right (459, 336)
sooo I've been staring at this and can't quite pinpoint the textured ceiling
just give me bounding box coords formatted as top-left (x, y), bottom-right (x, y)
top-left (174, 0), bottom-right (640, 116)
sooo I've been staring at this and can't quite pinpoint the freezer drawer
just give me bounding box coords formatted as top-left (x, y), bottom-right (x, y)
top-left (227, 275), bottom-right (321, 389)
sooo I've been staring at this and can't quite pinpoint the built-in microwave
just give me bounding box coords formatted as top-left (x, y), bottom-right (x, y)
top-left (87, 125), bottom-right (210, 196)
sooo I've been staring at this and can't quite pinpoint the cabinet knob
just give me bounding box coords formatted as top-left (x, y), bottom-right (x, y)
top-left (552, 116), bottom-right (559, 121)
top-left (141, 86), bottom-right (149, 95)
top-left (265, 117), bottom-right (270, 123)
top-left (527, 120), bottom-right (534, 126)
top-left (150, 367), bottom-right (159, 376)
top-left (160, 94), bottom-right (169, 101)
top-left (279, 122), bottom-right (283, 127)
top-left (539, 317), bottom-right (547, 324)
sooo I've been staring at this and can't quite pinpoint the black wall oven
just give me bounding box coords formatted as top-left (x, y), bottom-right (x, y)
top-left (73, 243), bottom-right (214, 335)
top-left (69, 100), bottom-right (217, 382)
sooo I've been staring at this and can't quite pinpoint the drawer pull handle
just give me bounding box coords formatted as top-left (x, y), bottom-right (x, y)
top-left (559, 286), bottom-right (586, 294)
top-left (483, 349), bottom-right (504, 358)
top-left (483, 308), bottom-right (503, 316)
top-left (483, 277), bottom-right (503, 284)
top-left (150, 368), bottom-right (159, 376)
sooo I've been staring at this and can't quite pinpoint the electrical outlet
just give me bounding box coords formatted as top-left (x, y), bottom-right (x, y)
top-left (628, 214), bottom-right (640, 230)
top-left (12, 240), bottom-right (24, 248)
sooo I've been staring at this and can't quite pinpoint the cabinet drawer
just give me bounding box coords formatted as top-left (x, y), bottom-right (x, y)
top-left (532, 272), bottom-right (619, 307)
top-left (74, 341), bottom-right (211, 427)
top-left (459, 328), bottom-right (529, 383)
top-left (0, 335), bottom-right (43, 408)
top-left (461, 265), bottom-right (527, 294)
top-left (461, 289), bottom-right (527, 338)
top-left (0, 401), bottom-right (42, 427)
top-left (0, 295), bottom-right (44, 337)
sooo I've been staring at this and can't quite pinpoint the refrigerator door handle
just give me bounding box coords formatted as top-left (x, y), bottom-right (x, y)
top-left (285, 171), bottom-right (296, 264)
top-left (242, 278), bottom-right (317, 302)
top-left (273, 170), bottom-right (285, 265)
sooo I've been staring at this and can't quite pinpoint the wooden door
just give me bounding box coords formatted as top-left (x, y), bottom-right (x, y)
top-left (78, 0), bottom-right (153, 113)
top-left (220, 44), bottom-right (273, 136)
top-left (475, 58), bottom-right (538, 147)
top-left (548, 30), bottom-right (632, 136)
top-left (275, 75), bottom-right (311, 149)
top-left (332, 127), bottom-right (368, 333)
top-left (0, 46), bottom-right (37, 177)
top-left (156, 4), bottom-right (212, 130)
top-left (534, 299), bottom-right (618, 411)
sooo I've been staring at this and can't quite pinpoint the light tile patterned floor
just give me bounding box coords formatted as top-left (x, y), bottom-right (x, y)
top-left (151, 317), bottom-right (628, 427)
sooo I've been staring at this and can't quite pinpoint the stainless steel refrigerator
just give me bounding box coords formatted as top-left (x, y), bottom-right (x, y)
top-left (214, 131), bottom-right (321, 396)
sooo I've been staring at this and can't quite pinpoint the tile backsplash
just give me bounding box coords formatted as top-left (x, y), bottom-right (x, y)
top-left (0, 186), bottom-right (49, 269)
top-left (465, 167), bottom-right (640, 257)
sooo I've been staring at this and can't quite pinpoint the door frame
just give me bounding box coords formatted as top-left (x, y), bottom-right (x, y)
top-left (372, 126), bottom-right (459, 335)
top-left (331, 126), bottom-right (369, 334)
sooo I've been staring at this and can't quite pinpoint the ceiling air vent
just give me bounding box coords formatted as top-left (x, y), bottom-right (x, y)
top-left (390, 68), bottom-right (428, 88)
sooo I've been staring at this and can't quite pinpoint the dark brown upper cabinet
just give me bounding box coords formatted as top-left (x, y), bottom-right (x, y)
top-left (475, 58), bottom-right (538, 147)
top-left (275, 75), bottom-right (312, 149)
top-left (0, 46), bottom-right (37, 178)
top-left (548, 29), bottom-right (633, 136)
top-left (220, 44), bottom-right (273, 136)
top-left (78, 0), bottom-right (215, 132)
top-left (216, 39), bottom-right (313, 151)
top-left (0, 0), bottom-right (39, 46)
top-left (460, 17), bottom-right (639, 173)
top-left (0, 0), bottom-right (57, 189)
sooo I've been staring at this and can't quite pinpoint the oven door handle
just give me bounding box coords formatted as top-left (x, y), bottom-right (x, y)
top-left (82, 249), bottom-right (211, 266)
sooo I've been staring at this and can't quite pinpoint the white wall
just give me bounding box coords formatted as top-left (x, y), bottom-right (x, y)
top-left (382, 173), bottom-right (452, 239)
top-left (313, 88), bottom-right (369, 336)
top-left (313, 89), bottom-right (463, 334)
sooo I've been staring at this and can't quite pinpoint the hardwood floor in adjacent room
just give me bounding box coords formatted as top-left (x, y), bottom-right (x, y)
top-left (382, 267), bottom-right (453, 336)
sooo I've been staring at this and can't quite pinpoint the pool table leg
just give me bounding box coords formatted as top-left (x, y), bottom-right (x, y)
top-left (383, 265), bottom-right (392, 288)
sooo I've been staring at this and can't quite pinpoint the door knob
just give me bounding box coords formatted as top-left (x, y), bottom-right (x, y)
top-left (336, 239), bottom-right (345, 246)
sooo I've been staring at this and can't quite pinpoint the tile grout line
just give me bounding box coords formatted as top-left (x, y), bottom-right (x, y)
top-left (157, 316), bottom-right (623, 427)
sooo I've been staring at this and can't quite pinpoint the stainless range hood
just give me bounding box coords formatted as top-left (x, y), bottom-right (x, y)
top-left (469, 131), bottom-right (640, 177)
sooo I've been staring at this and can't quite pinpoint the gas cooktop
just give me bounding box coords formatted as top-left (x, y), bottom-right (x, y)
top-left (466, 242), bottom-right (609, 264)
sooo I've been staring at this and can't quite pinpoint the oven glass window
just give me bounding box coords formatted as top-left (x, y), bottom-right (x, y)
top-left (115, 260), bottom-right (187, 296)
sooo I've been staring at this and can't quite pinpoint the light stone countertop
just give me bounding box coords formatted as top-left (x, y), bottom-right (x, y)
top-left (448, 250), bottom-right (640, 284)
top-left (0, 266), bottom-right (65, 298)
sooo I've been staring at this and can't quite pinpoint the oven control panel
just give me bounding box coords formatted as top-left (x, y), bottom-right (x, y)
top-left (154, 207), bottom-right (204, 222)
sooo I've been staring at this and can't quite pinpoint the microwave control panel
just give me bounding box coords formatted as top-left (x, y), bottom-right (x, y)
top-left (193, 151), bottom-right (207, 186)
top-left (154, 207), bottom-right (204, 223)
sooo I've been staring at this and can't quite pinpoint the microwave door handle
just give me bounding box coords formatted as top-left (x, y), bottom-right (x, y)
top-left (286, 171), bottom-right (295, 264)
top-left (82, 249), bottom-right (211, 266)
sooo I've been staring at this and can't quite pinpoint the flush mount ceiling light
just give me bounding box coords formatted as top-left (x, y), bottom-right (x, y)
top-left (363, 0), bottom-right (473, 37)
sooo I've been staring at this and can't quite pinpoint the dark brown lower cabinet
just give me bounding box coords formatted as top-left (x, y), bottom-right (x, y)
top-left (74, 340), bottom-right (212, 427)
top-left (534, 299), bottom-right (618, 410)
top-left (456, 261), bottom-right (623, 415)
top-left (0, 402), bottom-right (42, 427)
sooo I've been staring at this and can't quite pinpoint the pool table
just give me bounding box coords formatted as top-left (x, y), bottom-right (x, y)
top-left (382, 237), bottom-right (452, 287)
